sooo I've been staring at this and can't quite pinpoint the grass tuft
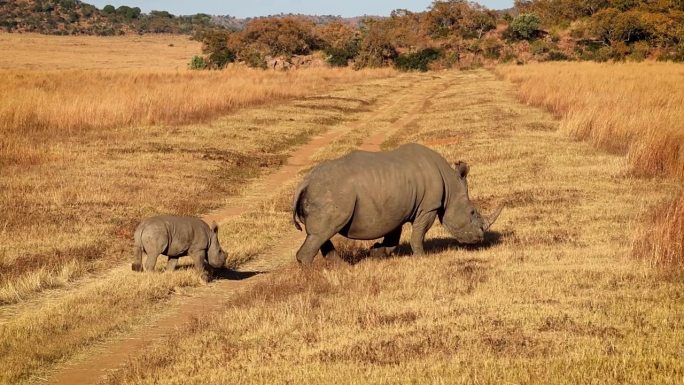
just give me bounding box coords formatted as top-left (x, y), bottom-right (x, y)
top-left (632, 194), bottom-right (684, 271)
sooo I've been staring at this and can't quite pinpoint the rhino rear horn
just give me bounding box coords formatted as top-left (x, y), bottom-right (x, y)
top-left (482, 205), bottom-right (504, 231)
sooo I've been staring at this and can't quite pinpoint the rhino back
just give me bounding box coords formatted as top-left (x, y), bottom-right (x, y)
top-left (138, 215), bottom-right (210, 257)
top-left (304, 144), bottom-right (449, 239)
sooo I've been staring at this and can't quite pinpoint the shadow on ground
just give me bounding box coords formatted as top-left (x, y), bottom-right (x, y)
top-left (337, 230), bottom-right (509, 265)
top-left (212, 269), bottom-right (263, 281)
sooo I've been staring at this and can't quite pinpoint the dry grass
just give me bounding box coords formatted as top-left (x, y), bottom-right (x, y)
top-left (0, 67), bottom-right (393, 167)
top-left (0, 71), bottom-right (414, 385)
top-left (0, 32), bottom-right (394, 305)
top-left (0, 268), bottom-right (205, 385)
top-left (495, 62), bottom-right (684, 180)
top-left (632, 194), bottom-right (684, 270)
top-left (101, 69), bottom-right (683, 385)
top-left (0, 33), bottom-right (201, 70)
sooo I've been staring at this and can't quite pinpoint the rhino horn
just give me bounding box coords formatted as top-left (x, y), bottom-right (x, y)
top-left (482, 205), bottom-right (504, 231)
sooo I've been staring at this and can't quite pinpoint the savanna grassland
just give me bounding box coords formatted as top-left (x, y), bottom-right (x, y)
top-left (496, 62), bottom-right (684, 270)
top-left (0, 33), bottom-right (394, 305)
top-left (0, 34), bottom-right (682, 385)
top-left (101, 67), bottom-right (682, 385)
top-left (0, 33), bottom-right (395, 384)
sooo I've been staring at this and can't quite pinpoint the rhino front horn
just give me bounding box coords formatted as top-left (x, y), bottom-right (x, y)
top-left (482, 205), bottom-right (504, 231)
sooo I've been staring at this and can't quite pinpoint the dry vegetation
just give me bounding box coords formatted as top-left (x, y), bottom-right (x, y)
top-left (0, 33), bottom-right (202, 70)
top-left (102, 70), bottom-right (682, 385)
top-left (495, 62), bottom-right (683, 271)
top-left (0, 61), bottom-right (405, 384)
top-left (0, 32), bottom-right (681, 385)
top-left (0, 33), bottom-right (394, 307)
top-left (495, 62), bottom-right (684, 180)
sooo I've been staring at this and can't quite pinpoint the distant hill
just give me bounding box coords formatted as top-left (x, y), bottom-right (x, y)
top-left (0, 0), bottom-right (219, 35)
top-left (0, 0), bottom-right (122, 35)
top-left (0, 0), bottom-right (375, 36)
top-left (211, 14), bottom-right (371, 31)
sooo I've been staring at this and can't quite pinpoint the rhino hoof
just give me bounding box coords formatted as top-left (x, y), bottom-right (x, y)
top-left (131, 263), bottom-right (143, 272)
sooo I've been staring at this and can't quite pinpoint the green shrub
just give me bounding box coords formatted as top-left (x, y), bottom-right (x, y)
top-left (395, 48), bottom-right (442, 72)
top-left (325, 47), bottom-right (354, 67)
top-left (507, 13), bottom-right (542, 41)
top-left (189, 56), bottom-right (208, 70)
top-left (102, 5), bottom-right (115, 15)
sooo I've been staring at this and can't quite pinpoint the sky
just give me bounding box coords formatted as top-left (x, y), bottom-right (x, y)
top-left (88, 1), bottom-right (515, 18)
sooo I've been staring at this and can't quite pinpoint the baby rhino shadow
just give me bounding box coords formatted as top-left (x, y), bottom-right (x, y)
top-left (174, 264), bottom-right (262, 281)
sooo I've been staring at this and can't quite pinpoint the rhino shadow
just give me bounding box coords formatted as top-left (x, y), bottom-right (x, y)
top-left (212, 269), bottom-right (262, 281)
top-left (174, 264), bottom-right (262, 281)
top-left (424, 230), bottom-right (507, 253)
top-left (339, 230), bottom-right (508, 265)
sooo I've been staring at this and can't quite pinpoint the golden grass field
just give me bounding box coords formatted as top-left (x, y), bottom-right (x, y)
top-left (0, 34), bottom-right (682, 385)
top-left (495, 63), bottom-right (683, 270)
top-left (102, 69), bottom-right (683, 385)
top-left (0, 33), bottom-right (393, 306)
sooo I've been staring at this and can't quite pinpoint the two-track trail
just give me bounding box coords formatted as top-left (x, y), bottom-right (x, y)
top-left (44, 75), bottom-right (452, 385)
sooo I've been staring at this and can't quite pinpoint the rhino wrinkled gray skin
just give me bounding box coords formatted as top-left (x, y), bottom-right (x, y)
top-left (292, 143), bottom-right (503, 264)
top-left (132, 215), bottom-right (226, 272)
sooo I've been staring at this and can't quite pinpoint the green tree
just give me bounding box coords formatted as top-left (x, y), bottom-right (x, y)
top-left (102, 4), bottom-right (115, 14)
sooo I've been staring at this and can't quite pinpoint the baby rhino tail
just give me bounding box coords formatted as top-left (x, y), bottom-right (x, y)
top-left (292, 180), bottom-right (308, 231)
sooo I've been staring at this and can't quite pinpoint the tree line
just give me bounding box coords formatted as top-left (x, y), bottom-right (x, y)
top-left (195, 0), bottom-right (684, 70)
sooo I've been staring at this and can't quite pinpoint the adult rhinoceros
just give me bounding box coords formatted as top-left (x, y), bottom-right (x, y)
top-left (291, 143), bottom-right (502, 264)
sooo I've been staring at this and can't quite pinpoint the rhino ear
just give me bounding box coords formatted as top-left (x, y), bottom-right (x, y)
top-left (210, 221), bottom-right (218, 233)
top-left (454, 161), bottom-right (469, 179)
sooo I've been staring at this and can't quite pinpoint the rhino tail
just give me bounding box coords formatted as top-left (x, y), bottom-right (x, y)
top-left (292, 180), bottom-right (308, 231)
top-left (132, 226), bottom-right (144, 272)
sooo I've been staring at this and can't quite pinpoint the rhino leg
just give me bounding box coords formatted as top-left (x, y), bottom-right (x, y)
top-left (132, 244), bottom-right (144, 272)
top-left (189, 249), bottom-right (207, 273)
top-left (320, 240), bottom-right (338, 259)
top-left (166, 257), bottom-right (179, 272)
top-left (410, 211), bottom-right (437, 255)
top-left (144, 252), bottom-right (162, 272)
top-left (297, 234), bottom-right (330, 264)
top-left (370, 226), bottom-right (403, 258)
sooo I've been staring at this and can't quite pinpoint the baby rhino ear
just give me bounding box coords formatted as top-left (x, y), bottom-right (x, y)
top-left (210, 221), bottom-right (218, 233)
top-left (453, 161), bottom-right (469, 179)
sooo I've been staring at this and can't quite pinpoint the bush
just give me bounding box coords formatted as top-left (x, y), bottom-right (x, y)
top-left (507, 13), bottom-right (542, 40)
top-left (201, 31), bottom-right (236, 69)
top-left (658, 43), bottom-right (684, 62)
top-left (546, 50), bottom-right (572, 61)
top-left (318, 21), bottom-right (359, 67)
top-left (395, 48), bottom-right (442, 72)
top-left (628, 41), bottom-right (650, 61)
top-left (240, 47), bottom-right (268, 69)
top-left (482, 38), bottom-right (502, 59)
top-left (188, 56), bottom-right (208, 70)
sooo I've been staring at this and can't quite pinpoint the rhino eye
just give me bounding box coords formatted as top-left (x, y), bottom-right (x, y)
top-left (470, 209), bottom-right (476, 216)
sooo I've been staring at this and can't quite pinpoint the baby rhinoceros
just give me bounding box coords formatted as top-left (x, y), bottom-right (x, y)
top-left (132, 215), bottom-right (227, 273)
